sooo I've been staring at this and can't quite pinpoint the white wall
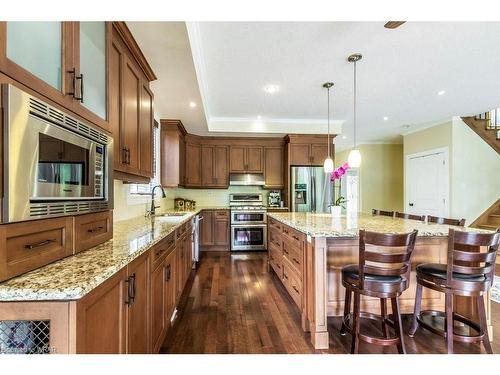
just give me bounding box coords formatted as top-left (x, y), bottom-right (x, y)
top-left (450, 117), bottom-right (500, 223)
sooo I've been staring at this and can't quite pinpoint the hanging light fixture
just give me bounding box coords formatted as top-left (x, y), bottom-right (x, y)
top-left (323, 82), bottom-right (334, 173)
top-left (347, 53), bottom-right (362, 168)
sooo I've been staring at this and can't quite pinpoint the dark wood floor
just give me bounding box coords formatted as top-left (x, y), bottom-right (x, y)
top-left (161, 252), bottom-right (500, 354)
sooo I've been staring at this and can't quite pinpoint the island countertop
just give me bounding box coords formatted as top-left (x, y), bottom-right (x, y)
top-left (267, 212), bottom-right (492, 238)
top-left (0, 208), bottom-right (221, 302)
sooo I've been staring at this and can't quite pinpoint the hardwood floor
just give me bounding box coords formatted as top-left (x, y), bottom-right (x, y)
top-left (161, 252), bottom-right (500, 354)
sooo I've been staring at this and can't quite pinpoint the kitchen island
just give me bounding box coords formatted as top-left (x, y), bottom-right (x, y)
top-left (267, 212), bottom-right (494, 350)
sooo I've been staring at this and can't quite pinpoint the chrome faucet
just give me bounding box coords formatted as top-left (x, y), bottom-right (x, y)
top-left (146, 185), bottom-right (166, 217)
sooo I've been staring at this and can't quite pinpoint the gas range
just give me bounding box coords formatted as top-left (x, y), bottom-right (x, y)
top-left (229, 193), bottom-right (267, 251)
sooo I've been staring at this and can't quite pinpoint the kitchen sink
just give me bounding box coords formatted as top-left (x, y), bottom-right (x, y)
top-left (156, 212), bottom-right (190, 217)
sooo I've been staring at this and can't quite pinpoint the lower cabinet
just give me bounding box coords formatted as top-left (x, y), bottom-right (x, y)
top-left (267, 217), bottom-right (306, 310)
top-left (72, 222), bottom-right (193, 353)
top-left (199, 209), bottom-right (230, 251)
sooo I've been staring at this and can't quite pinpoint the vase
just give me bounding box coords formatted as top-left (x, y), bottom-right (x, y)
top-left (330, 206), bottom-right (342, 217)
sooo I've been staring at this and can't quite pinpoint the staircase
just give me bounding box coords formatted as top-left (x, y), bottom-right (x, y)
top-left (461, 109), bottom-right (500, 154)
top-left (471, 199), bottom-right (500, 231)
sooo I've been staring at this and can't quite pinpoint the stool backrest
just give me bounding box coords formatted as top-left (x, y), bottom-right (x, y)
top-left (358, 229), bottom-right (418, 289)
top-left (447, 229), bottom-right (500, 287)
top-left (372, 209), bottom-right (394, 217)
top-left (395, 212), bottom-right (426, 222)
top-left (428, 215), bottom-right (465, 227)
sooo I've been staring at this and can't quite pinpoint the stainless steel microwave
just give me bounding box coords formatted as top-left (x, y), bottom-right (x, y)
top-left (1, 84), bottom-right (113, 223)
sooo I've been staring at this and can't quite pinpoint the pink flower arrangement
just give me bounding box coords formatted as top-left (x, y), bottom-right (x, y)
top-left (330, 162), bottom-right (350, 181)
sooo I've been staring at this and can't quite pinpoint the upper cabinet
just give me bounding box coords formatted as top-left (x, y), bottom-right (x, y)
top-left (201, 145), bottom-right (229, 188)
top-left (79, 22), bottom-right (107, 120)
top-left (0, 22), bottom-right (156, 183)
top-left (264, 146), bottom-right (284, 189)
top-left (0, 22), bottom-right (110, 131)
top-left (109, 23), bottom-right (156, 182)
top-left (229, 145), bottom-right (263, 173)
top-left (286, 135), bottom-right (333, 166)
top-left (160, 120), bottom-right (187, 187)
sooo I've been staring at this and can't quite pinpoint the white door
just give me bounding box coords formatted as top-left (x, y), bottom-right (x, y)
top-left (406, 149), bottom-right (449, 217)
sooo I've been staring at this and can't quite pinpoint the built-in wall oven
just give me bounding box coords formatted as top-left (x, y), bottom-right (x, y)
top-left (1, 84), bottom-right (113, 223)
top-left (229, 193), bottom-right (267, 251)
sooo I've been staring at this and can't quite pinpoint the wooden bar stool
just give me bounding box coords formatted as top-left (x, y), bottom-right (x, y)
top-left (427, 215), bottom-right (466, 227)
top-left (409, 229), bottom-right (500, 354)
top-left (340, 229), bottom-right (418, 354)
top-left (372, 209), bottom-right (395, 217)
top-left (395, 212), bottom-right (425, 222)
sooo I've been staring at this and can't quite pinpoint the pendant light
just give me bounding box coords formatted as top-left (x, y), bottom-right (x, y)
top-left (347, 53), bottom-right (362, 168)
top-left (323, 82), bottom-right (334, 173)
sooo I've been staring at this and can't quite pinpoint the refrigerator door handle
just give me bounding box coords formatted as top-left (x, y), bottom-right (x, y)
top-left (311, 170), bottom-right (316, 212)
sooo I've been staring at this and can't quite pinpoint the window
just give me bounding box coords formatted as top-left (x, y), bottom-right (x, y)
top-left (128, 121), bottom-right (160, 199)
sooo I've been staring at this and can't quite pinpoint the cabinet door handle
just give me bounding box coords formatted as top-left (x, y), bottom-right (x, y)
top-left (292, 285), bottom-right (299, 294)
top-left (125, 274), bottom-right (136, 306)
top-left (283, 273), bottom-right (288, 280)
top-left (292, 257), bottom-right (300, 265)
top-left (78, 73), bottom-right (84, 103)
top-left (292, 235), bottom-right (300, 241)
top-left (67, 68), bottom-right (77, 98)
top-left (87, 226), bottom-right (104, 233)
top-left (165, 264), bottom-right (171, 282)
top-left (24, 239), bottom-right (56, 250)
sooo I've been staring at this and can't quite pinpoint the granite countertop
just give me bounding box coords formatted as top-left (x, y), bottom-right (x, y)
top-left (0, 209), bottom-right (206, 302)
top-left (267, 212), bottom-right (493, 238)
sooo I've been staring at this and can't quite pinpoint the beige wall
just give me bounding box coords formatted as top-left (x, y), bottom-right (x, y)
top-left (402, 119), bottom-right (500, 224)
top-left (450, 117), bottom-right (500, 223)
top-left (335, 143), bottom-right (404, 214)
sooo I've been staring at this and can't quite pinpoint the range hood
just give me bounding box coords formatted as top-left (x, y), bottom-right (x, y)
top-left (229, 173), bottom-right (265, 186)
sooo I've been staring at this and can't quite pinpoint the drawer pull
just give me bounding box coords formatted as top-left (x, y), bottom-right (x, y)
top-left (292, 258), bottom-right (300, 265)
top-left (292, 285), bottom-right (299, 294)
top-left (292, 235), bottom-right (300, 241)
top-left (87, 226), bottom-right (104, 233)
top-left (283, 249), bottom-right (289, 255)
top-left (24, 239), bottom-right (56, 250)
top-left (284, 273), bottom-right (288, 280)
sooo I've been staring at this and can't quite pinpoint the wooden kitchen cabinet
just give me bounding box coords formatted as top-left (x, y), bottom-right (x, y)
top-left (73, 211), bottom-right (113, 254)
top-left (264, 146), bottom-right (284, 189)
top-left (0, 216), bottom-right (74, 282)
top-left (200, 210), bottom-right (230, 251)
top-left (126, 252), bottom-right (150, 354)
top-left (185, 142), bottom-right (202, 187)
top-left (230, 145), bottom-right (263, 173)
top-left (110, 24), bottom-right (155, 182)
top-left (202, 145), bottom-right (229, 188)
top-left (200, 210), bottom-right (214, 246)
top-left (0, 22), bottom-right (111, 132)
top-left (286, 135), bottom-right (333, 166)
top-left (160, 120), bottom-right (187, 187)
top-left (74, 267), bottom-right (127, 353)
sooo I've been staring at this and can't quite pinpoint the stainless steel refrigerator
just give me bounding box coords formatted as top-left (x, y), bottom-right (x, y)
top-left (290, 166), bottom-right (333, 213)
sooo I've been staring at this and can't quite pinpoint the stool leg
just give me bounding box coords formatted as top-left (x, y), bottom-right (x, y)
top-left (380, 298), bottom-right (389, 338)
top-left (476, 295), bottom-right (493, 354)
top-left (350, 291), bottom-right (361, 354)
top-left (409, 283), bottom-right (423, 337)
top-left (445, 293), bottom-right (454, 354)
top-left (391, 296), bottom-right (406, 354)
top-left (340, 287), bottom-right (352, 336)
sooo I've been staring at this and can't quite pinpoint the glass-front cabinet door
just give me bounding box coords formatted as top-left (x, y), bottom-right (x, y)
top-left (6, 22), bottom-right (63, 90)
top-left (79, 22), bottom-right (107, 120)
top-left (0, 21), bottom-right (109, 130)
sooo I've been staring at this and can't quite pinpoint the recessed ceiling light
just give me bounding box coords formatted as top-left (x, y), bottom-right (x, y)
top-left (402, 124), bottom-right (410, 129)
top-left (437, 90), bottom-right (446, 96)
top-left (263, 84), bottom-right (280, 94)
top-left (342, 135), bottom-right (347, 140)
top-left (257, 115), bottom-right (262, 119)
top-left (383, 116), bottom-right (389, 121)
top-left (189, 101), bottom-right (197, 108)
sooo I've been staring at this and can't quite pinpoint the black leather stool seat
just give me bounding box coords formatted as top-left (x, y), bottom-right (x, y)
top-left (416, 263), bottom-right (486, 282)
top-left (342, 264), bottom-right (402, 283)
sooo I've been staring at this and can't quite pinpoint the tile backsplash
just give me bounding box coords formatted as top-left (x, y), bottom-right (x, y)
top-left (113, 179), bottom-right (273, 222)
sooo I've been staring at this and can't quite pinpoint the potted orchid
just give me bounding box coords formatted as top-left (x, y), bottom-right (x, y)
top-left (329, 162), bottom-right (350, 217)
